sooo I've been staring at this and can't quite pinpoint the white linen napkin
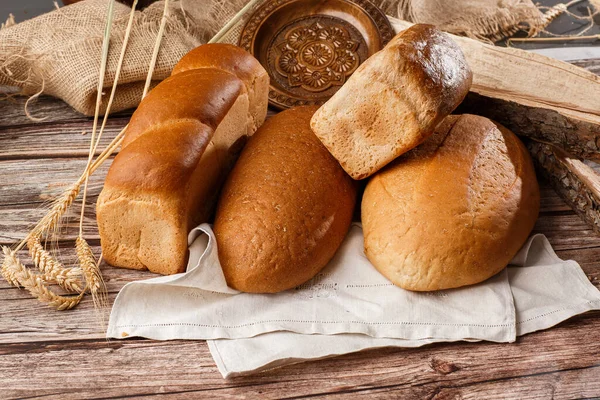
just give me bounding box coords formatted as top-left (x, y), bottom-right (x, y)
top-left (107, 224), bottom-right (600, 378)
top-left (108, 224), bottom-right (516, 342)
top-left (208, 234), bottom-right (600, 377)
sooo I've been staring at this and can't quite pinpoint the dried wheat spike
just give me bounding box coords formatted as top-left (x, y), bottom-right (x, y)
top-left (27, 234), bottom-right (84, 293)
top-left (33, 181), bottom-right (81, 236)
top-left (76, 236), bottom-right (107, 309)
top-left (1, 246), bottom-right (83, 310)
top-left (1, 246), bottom-right (22, 287)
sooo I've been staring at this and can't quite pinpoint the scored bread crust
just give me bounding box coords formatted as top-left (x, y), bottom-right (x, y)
top-left (96, 44), bottom-right (268, 275)
top-left (172, 43), bottom-right (269, 134)
top-left (310, 24), bottom-right (472, 180)
top-left (362, 114), bottom-right (540, 291)
top-left (214, 106), bottom-right (357, 293)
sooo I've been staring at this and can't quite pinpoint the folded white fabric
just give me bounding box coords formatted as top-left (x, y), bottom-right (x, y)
top-left (107, 224), bottom-right (600, 378)
top-left (209, 234), bottom-right (600, 377)
top-left (108, 224), bottom-right (515, 341)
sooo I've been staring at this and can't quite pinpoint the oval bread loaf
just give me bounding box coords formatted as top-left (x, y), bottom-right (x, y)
top-left (96, 44), bottom-right (269, 275)
top-left (362, 114), bottom-right (540, 291)
top-left (214, 106), bottom-right (357, 293)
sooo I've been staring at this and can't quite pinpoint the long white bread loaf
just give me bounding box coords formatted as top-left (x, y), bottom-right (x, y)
top-left (96, 44), bottom-right (269, 275)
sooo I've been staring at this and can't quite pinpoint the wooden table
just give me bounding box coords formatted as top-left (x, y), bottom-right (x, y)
top-left (1, 57), bottom-right (600, 398)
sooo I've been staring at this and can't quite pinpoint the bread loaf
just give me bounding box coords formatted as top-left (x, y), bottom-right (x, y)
top-left (96, 44), bottom-right (269, 275)
top-left (362, 114), bottom-right (540, 291)
top-left (214, 106), bottom-right (357, 293)
top-left (310, 24), bottom-right (472, 180)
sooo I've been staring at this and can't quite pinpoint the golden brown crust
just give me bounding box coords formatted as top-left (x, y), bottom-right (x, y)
top-left (311, 24), bottom-right (472, 180)
top-left (388, 25), bottom-right (472, 117)
top-left (97, 44), bottom-right (268, 275)
top-left (362, 114), bottom-right (540, 291)
top-left (106, 119), bottom-right (212, 195)
top-left (172, 43), bottom-right (265, 83)
top-left (172, 43), bottom-right (270, 133)
top-left (121, 69), bottom-right (244, 148)
top-left (214, 106), bottom-right (357, 293)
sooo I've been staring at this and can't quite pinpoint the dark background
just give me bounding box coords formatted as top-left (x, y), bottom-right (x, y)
top-left (1, 0), bottom-right (598, 50)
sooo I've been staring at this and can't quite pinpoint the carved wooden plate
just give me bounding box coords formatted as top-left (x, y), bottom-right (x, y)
top-left (239, 0), bottom-right (394, 110)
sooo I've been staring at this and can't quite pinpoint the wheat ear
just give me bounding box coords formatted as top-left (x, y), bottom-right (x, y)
top-left (27, 234), bottom-right (84, 293)
top-left (76, 236), bottom-right (107, 310)
top-left (1, 247), bottom-right (21, 287)
top-left (1, 247), bottom-right (84, 310)
top-left (28, 181), bottom-right (81, 243)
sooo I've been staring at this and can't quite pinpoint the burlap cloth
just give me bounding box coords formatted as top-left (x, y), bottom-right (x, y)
top-left (0, 0), bottom-right (546, 116)
top-left (0, 0), bottom-right (248, 116)
top-left (397, 0), bottom-right (545, 42)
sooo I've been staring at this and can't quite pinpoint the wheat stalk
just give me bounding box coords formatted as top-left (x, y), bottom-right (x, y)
top-left (27, 234), bottom-right (84, 293)
top-left (94, 0), bottom-right (138, 157)
top-left (1, 247), bottom-right (20, 287)
top-left (143, 0), bottom-right (170, 98)
top-left (76, 236), bottom-right (107, 310)
top-left (2, 0), bottom-right (168, 314)
top-left (77, 0), bottom-right (117, 238)
top-left (1, 246), bottom-right (84, 310)
top-left (208, 0), bottom-right (262, 43)
top-left (33, 181), bottom-right (80, 236)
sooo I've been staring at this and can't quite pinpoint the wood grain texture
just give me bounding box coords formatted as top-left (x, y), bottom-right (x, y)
top-left (530, 141), bottom-right (600, 235)
top-left (0, 311), bottom-right (599, 399)
top-left (456, 90), bottom-right (600, 161)
top-left (0, 59), bottom-right (599, 398)
top-left (454, 57), bottom-right (600, 162)
top-left (0, 119), bottom-right (126, 160)
top-left (391, 20), bottom-right (600, 124)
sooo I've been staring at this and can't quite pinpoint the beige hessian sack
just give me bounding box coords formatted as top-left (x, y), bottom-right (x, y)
top-left (396, 0), bottom-right (545, 43)
top-left (0, 0), bottom-right (202, 116)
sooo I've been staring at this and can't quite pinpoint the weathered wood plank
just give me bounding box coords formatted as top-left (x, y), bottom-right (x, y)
top-left (0, 90), bottom-right (133, 127)
top-left (0, 311), bottom-right (598, 399)
top-left (0, 119), bottom-right (127, 160)
top-left (538, 184), bottom-right (572, 213)
top-left (571, 59), bottom-right (600, 76)
top-left (533, 213), bottom-right (600, 250)
top-left (431, 367), bottom-right (600, 400)
top-left (325, 366), bottom-right (600, 399)
top-left (0, 206), bottom-right (102, 244)
top-left (0, 157), bottom-right (110, 207)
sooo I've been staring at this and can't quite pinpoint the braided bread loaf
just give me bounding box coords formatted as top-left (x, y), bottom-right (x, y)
top-left (96, 44), bottom-right (269, 275)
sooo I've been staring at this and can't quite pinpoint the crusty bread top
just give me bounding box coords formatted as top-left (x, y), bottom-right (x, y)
top-left (387, 24), bottom-right (472, 117)
top-left (310, 24), bottom-right (472, 180)
top-left (105, 119), bottom-right (212, 195)
top-left (214, 106), bottom-right (357, 293)
top-left (362, 114), bottom-right (540, 291)
top-left (121, 69), bottom-right (244, 149)
top-left (172, 43), bottom-right (267, 84)
top-left (172, 43), bottom-right (269, 132)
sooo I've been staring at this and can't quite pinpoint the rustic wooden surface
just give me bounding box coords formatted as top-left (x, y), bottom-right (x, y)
top-left (1, 58), bottom-right (600, 399)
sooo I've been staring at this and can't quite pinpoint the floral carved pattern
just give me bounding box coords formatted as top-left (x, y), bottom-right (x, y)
top-left (274, 22), bottom-right (360, 92)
